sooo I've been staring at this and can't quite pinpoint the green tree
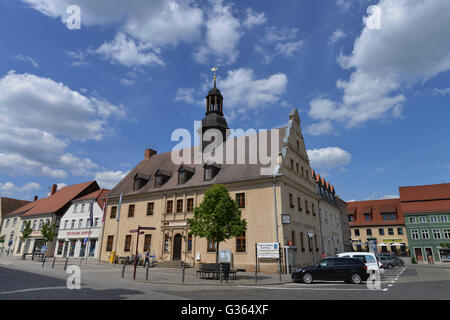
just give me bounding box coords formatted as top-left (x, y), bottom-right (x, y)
top-left (20, 221), bottom-right (32, 241)
top-left (188, 184), bottom-right (247, 263)
top-left (41, 221), bottom-right (57, 245)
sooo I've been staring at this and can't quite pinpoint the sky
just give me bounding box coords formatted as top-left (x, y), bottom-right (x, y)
top-left (0, 0), bottom-right (449, 202)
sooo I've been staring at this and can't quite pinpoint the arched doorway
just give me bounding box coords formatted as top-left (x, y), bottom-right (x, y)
top-left (172, 234), bottom-right (182, 260)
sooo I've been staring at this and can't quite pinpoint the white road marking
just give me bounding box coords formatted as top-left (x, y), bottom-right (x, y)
top-left (0, 287), bottom-right (68, 295)
top-left (237, 285), bottom-right (384, 291)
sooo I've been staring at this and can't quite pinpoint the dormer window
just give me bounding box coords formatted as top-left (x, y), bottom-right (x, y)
top-left (178, 165), bottom-right (194, 184)
top-left (154, 169), bottom-right (171, 187)
top-left (204, 163), bottom-right (221, 180)
top-left (133, 173), bottom-right (150, 191)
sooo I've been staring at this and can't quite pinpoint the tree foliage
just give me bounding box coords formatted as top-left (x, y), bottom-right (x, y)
top-left (188, 184), bottom-right (247, 262)
top-left (41, 221), bottom-right (57, 244)
top-left (20, 221), bottom-right (32, 241)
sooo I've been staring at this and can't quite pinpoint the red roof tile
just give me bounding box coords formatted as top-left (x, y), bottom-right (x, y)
top-left (347, 198), bottom-right (403, 226)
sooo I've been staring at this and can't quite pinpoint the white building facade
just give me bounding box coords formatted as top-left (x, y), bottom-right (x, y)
top-left (54, 191), bottom-right (107, 260)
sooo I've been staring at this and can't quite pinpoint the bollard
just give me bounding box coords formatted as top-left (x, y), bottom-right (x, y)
top-left (220, 264), bottom-right (223, 284)
top-left (182, 263), bottom-right (185, 283)
top-left (64, 257), bottom-right (68, 270)
top-left (52, 257), bottom-right (56, 269)
top-left (41, 256), bottom-right (46, 268)
top-left (122, 262), bottom-right (126, 279)
top-left (146, 264), bottom-right (149, 281)
top-left (255, 266), bottom-right (257, 283)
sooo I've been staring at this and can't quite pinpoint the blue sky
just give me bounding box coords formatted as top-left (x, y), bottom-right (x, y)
top-left (0, 0), bottom-right (449, 202)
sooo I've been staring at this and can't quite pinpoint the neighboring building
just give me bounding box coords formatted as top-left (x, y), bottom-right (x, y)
top-left (347, 198), bottom-right (408, 255)
top-left (312, 171), bottom-right (345, 256)
top-left (336, 196), bottom-right (352, 252)
top-left (99, 79), bottom-right (332, 273)
top-left (401, 183), bottom-right (450, 264)
top-left (10, 181), bottom-right (100, 257)
top-left (0, 197), bottom-right (31, 252)
top-left (54, 189), bottom-right (109, 259)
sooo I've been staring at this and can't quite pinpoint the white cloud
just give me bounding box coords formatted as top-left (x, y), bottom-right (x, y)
top-left (0, 181), bottom-right (41, 193)
top-left (255, 27), bottom-right (303, 64)
top-left (194, 0), bottom-right (242, 65)
top-left (96, 33), bottom-right (164, 68)
top-left (306, 120), bottom-right (334, 136)
top-left (309, 0), bottom-right (450, 133)
top-left (243, 8), bottom-right (267, 29)
top-left (328, 28), bottom-right (346, 45)
top-left (0, 71), bottom-right (124, 179)
top-left (94, 170), bottom-right (128, 189)
top-left (263, 27), bottom-right (298, 43)
top-left (274, 40), bottom-right (304, 57)
top-left (378, 194), bottom-right (399, 200)
top-left (432, 88), bottom-right (450, 96)
top-left (307, 147), bottom-right (351, 169)
top-left (12, 54), bottom-right (39, 67)
top-left (176, 68), bottom-right (288, 117)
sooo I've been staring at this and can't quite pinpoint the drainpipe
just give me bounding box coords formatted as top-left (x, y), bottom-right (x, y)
top-left (273, 165), bottom-right (282, 278)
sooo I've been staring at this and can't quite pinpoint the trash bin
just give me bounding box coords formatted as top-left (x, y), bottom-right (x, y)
top-left (109, 251), bottom-right (115, 263)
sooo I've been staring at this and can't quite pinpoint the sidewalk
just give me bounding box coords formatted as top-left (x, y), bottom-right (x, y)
top-left (0, 254), bottom-right (293, 287)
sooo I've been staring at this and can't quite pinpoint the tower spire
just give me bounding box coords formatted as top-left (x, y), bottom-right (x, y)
top-left (211, 66), bottom-right (218, 88)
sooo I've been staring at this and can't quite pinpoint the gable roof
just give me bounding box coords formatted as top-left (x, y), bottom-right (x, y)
top-left (9, 181), bottom-right (99, 218)
top-left (108, 127), bottom-right (287, 197)
top-left (73, 189), bottom-right (110, 209)
top-left (1, 197), bottom-right (30, 218)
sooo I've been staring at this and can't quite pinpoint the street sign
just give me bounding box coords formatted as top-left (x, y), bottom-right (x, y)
top-left (138, 227), bottom-right (156, 230)
top-left (308, 230), bottom-right (314, 238)
top-left (256, 242), bottom-right (280, 258)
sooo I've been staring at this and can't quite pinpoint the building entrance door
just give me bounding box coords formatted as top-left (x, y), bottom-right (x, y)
top-left (172, 234), bottom-right (182, 261)
top-left (414, 248), bottom-right (424, 262)
top-left (425, 248), bottom-right (434, 264)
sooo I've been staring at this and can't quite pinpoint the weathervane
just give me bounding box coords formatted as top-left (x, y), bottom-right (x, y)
top-left (211, 66), bottom-right (218, 88)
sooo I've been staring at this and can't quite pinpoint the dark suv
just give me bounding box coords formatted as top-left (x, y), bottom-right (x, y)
top-left (291, 257), bottom-right (369, 284)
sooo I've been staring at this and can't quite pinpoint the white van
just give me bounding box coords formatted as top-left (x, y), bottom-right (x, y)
top-left (337, 252), bottom-right (382, 274)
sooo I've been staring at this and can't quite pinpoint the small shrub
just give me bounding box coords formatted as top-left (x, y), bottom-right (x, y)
top-left (411, 257), bottom-right (417, 264)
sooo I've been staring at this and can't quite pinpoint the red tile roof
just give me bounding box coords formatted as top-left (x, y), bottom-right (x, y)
top-left (9, 181), bottom-right (99, 217)
top-left (347, 198), bottom-right (403, 226)
top-left (399, 183), bottom-right (450, 214)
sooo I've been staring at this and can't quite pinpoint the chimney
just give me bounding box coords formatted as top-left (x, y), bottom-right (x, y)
top-left (33, 196), bottom-right (38, 201)
top-left (144, 148), bottom-right (157, 160)
top-left (50, 184), bottom-right (57, 195)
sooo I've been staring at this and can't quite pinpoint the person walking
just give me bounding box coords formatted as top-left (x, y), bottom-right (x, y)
top-left (143, 250), bottom-right (150, 268)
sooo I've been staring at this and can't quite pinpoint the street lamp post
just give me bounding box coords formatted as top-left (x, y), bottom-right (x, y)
top-left (131, 225), bottom-right (156, 280)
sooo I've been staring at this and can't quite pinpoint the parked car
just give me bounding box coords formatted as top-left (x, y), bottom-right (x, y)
top-left (337, 252), bottom-right (382, 273)
top-left (291, 257), bottom-right (370, 284)
top-left (377, 255), bottom-right (394, 269)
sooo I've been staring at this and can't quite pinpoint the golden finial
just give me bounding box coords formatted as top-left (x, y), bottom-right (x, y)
top-left (211, 66), bottom-right (218, 80)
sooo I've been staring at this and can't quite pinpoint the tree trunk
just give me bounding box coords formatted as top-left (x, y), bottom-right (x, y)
top-left (216, 241), bottom-right (220, 264)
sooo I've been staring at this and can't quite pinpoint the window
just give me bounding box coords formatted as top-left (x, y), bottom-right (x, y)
top-left (178, 171), bottom-right (186, 184)
top-left (419, 217), bottom-right (426, 223)
top-left (236, 193), bottom-right (245, 208)
top-left (354, 229), bottom-right (360, 236)
top-left (178, 167), bottom-right (194, 184)
top-left (37, 219), bottom-right (43, 230)
top-left (308, 235), bottom-right (312, 251)
top-left (207, 239), bottom-right (217, 252)
top-left (81, 204), bottom-right (85, 212)
top-left (128, 204), bottom-right (135, 217)
top-left (94, 218), bottom-right (99, 227)
top-left (289, 193), bottom-right (294, 209)
top-left (236, 232), bottom-right (246, 252)
top-left (300, 232), bottom-right (305, 251)
top-left (144, 234), bottom-right (152, 251)
top-left (78, 219), bottom-right (83, 229)
top-left (312, 203), bottom-right (316, 216)
top-left (155, 175), bottom-right (162, 187)
top-left (124, 235), bottom-right (132, 251)
top-left (106, 236), bottom-right (114, 251)
top-left (390, 213), bottom-right (396, 220)
top-left (74, 204), bottom-right (78, 212)
top-left (164, 234), bottom-right (169, 252)
top-left (365, 214), bottom-right (371, 222)
top-left (204, 168), bottom-right (213, 180)
top-left (296, 140), bottom-right (299, 150)
top-left (5, 219), bottom-right (9, 228)
top-left (290, 159), bottom-right (294, 169)
top-left (397, 228), bottom-right (404, 235)
top-left (12, 218), bottom-right (17, 227)
top-left (388, 228), bottom-right (394, 236)
top-left (444, 229), bottom-right (450, 239)
top-left (348, 215), bottom-right (354, 222)
top-left (433, 229), bottom-right (441, 239)
top-left (366, 229), bottom-right (372, 236)
top-left (64, 220), bottom-right (68, 230)
top-left (379, 228), bottom-right (385, 235)
top-left (187, 233), bottom-right (193, 252)
top-left (431, 216), bottom-right (438, 223)
top-left (166, 200), bottom-right (173, 213)
top-left (57, 240), bottom-right (64, 255)
top-left (411, 229), bottom-right (419, 240)
top-left (177, 199), bottom-right (183, 213)
top-left (442, 216), bottom-right (448, 223)
top-left (409, 217), bottom-right (416, 224)
top-left (142, 202), bottom-right (152, 217)
top-left (133, 173), bottom-right (150, 190)
top-left (297, 197), bottom-right (302, 211)
top-left (421, 229), bottom-right (430, 240)
top-left (305, 200), bottom-right (309, 214)
top-left (296, 163), bottom-right (299, 174)
top-left (110, 206), bottom-right (117, 219)
top-left (71, 220), bottom-right (75, 229)
top-left (187, 198), bottom-right (194, 212)
top-left (301, 167), bottom-right (304, 176)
